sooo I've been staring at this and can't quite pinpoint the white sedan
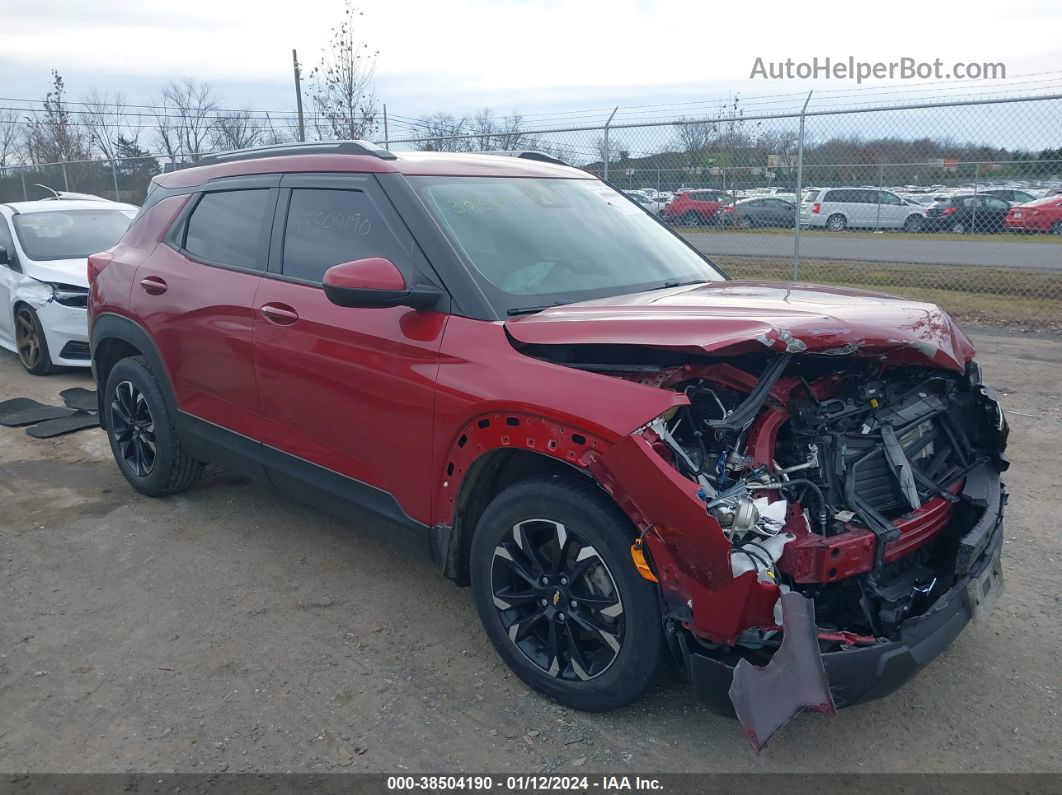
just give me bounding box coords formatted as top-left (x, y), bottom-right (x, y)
top-left (0, 197), bottom-right (138, 374)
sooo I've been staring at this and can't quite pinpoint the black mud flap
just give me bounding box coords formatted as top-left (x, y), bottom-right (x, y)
top-left (728, 592), bottom-right (836, 752)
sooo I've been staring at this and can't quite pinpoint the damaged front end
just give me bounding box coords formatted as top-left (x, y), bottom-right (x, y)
top-left (541, 340), bottom-right (1007, 749)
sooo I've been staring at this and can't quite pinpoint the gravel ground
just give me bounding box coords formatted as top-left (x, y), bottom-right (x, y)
top-left (0, 328), bottom-right (1060, 774)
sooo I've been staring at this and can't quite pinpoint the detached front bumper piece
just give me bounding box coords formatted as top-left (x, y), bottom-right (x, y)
top-left (687, 469), bottom-right (1005, 745)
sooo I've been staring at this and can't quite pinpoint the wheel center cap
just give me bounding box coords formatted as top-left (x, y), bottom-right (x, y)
top-left (552, 590), bottom-right (561, 607)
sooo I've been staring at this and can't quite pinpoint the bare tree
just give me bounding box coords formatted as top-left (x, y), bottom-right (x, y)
top-left (673, 117), bottom-right (715, 166)
top-left (467, 108), bottom-right (529, 151)
top-left (307, 2), bottom-right (378, 140)
top-left (211, 110), bottom-right (263, 151)
top-left (593, 134), bottom-right (626, 168)
top-left (0, 108), bottom-right (23, 169)
top-left (155, 78), bottom-right (219, 162)
top-left (24, 71), bottom-right (91, 165)
top-left (414, 113), bottom-right (470, 151)
top-left (83, 90), bottom-right (130, 161)
top-left (757, 128), bottom-right (801, 174)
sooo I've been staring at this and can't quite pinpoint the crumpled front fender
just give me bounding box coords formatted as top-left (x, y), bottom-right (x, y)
top-left (589, 432), bottom-right (779, 644)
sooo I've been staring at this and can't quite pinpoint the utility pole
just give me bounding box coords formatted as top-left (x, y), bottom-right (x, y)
top-left (292, 49), bottom-right (305, 142)
top-left (383, 104), bottom-right (389, 147)
top-left (791, 90), bottom-right (813, 281)
top-left (603, 106), bottom-right (618, 182)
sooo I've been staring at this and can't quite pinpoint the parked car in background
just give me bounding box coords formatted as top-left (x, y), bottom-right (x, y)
top-left (624, 191), bottom-right (665, 216)
top-left (982, 188), bottom-right (1037, 204)
top-left (799, 187), bottom-right (926, 231)
top-left (719, 196), bottom-right (795, 228)
top-left (0, 195), bottom-right (138, 374)
top-left (661, 190), bottom-right (733, 225)
top-left (923, 194), bottom-right (1011, 234)
top-left (1004, 195), bottom-right (1062, 234)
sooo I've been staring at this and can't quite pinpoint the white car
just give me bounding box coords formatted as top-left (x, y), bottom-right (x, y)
top-left (624, 191), bottom-right (666, 215)
top-left (799, 187), bottom-right (926, 232)
top-left (0, 197), bottom-right (138, 374)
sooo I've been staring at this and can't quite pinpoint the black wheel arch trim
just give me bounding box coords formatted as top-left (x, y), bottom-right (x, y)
top-left (90, 312), bottom-right (179, 424)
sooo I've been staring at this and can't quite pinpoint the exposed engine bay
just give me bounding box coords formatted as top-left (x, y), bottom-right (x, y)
top-left (644, 353), bottom-right (1007, 637)
top-left (525, 341), bottom-right (1009, 748)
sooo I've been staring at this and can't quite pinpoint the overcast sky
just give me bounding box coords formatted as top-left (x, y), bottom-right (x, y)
top-left (2, 0), bottom-right (1060, 132)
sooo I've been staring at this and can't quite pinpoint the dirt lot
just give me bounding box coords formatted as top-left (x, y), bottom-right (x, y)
top-left (1, 328), bottom-right (1060, 774)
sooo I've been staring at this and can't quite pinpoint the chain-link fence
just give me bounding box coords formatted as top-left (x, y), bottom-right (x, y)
top-left (2, 93), bottom-right (1059, 329)
top-left (387, 92), bottom-right (1062, 330)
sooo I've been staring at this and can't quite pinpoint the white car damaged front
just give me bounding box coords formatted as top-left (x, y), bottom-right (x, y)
top-left (0, 199), bottom-right (137, 374)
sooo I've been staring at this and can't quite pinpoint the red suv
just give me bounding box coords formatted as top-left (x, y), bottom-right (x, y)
top-left (88, 142), bottom-right (1007, 748)
top-left (660, 190), bottom-right (732, 225)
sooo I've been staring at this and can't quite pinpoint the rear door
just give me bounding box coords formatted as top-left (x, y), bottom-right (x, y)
top-left (980, 196), bottom-right (1011, 232)
top-left (131, 176), bottom-right (277, 438)
top-left (251, 173), bottom-right (447, 526)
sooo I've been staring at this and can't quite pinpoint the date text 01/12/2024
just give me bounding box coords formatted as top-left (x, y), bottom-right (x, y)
top-left (385, 775), bottom-right (664, 791)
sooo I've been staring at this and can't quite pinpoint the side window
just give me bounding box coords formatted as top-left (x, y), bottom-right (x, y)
top-left (879, 191), bottom-right (901, 205)
top-left (0, 218), bottom-right (16, 268)
top-left (184, 189), bottom-right (271, 269)
top-left (984, 197), bottom-right (1009, 210)
top-left (824, 190), bottom-right (847, 203)
top-left (281, 188), bottom-right (406, 283)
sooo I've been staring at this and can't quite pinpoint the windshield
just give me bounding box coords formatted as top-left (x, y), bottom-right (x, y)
top-left (13, 208), bottom-right (135, 261)
top-left (410, 176), bottom-right (723, 313)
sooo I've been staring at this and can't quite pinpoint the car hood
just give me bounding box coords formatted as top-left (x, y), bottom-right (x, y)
top-left (504, 281), bottom-right (976, 371)
top-left (20, 257), bottom-right (89, 288)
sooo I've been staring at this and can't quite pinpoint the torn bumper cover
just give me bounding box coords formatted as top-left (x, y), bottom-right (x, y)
top-left (690, 468), bottom-right (1004, 726)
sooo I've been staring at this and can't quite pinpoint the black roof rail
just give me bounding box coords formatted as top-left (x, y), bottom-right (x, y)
top-left (194, 140), bottom-right (397, 166)
top-left (477, 150), bottom-right (570, 166)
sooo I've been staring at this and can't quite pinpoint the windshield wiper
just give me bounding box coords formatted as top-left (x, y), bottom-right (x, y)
top-left (506, 300), bottom-right (576, 316)
top-left (654, 279), bottom-right (705, 290)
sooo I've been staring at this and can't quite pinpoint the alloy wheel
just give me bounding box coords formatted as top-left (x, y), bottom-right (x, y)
top-left (111, 381), bottom-right (157, 477)
top-left (15, 307), bottom-right (41, 369)
top-left (490, 519), bottom-right (624, 681)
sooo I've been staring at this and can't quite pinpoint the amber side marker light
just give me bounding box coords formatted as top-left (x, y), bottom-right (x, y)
top-left (630, 540), bottom-right (658, 582)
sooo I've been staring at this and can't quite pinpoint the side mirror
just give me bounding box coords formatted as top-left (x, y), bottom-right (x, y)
top-left (322, 257), bottom-right (442, 310)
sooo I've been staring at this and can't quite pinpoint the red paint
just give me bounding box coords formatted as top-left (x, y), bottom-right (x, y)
top-left (323, 257), bottom-right (407, 292)
top-left (660, 190), bottom-right (732, 224)
top-left (88, 149), bottom-right (989, 651)
top-left (506, 280), bottom-right (976, 372)
top-left (252, 278), bottom-right (446, 524)
top-left (1004, 196), bottom-right (1062, 233)
top-left (778, 483), bottom-right (961, 584)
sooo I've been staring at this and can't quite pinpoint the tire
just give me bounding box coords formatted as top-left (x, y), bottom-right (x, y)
top-left (104, 356), bottom-right (202, 497)
top-left (14, 305), bottom-right (61, 375)
top-left (1052, 221), bottom-right (1062, 236)
top-left (950, 221), bottom-right (966, 234)
top-left (737, 215), bottom-right (753, 229)
top-left (903, 214), bottom-right (924, 233)
top-left (680, 211), bottom-right (699, 226)
top-left (825, 213), bottom-right (847, 231)
top-left (470, 476), bottom-right (665, 712)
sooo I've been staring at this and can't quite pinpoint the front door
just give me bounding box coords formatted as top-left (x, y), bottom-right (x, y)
top-left (0, 217), bottom-right (19, 346)
top-left (251, 174), bottom-right (447, 525)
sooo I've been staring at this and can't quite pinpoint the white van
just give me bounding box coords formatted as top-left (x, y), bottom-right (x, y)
top-left (799, 187), bottom-right (926, 232)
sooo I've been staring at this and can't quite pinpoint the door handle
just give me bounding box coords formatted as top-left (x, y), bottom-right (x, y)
top-left (259, 303), bottom-right (299, 326)
top-left (139, 276), bottom-right (167, 295)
